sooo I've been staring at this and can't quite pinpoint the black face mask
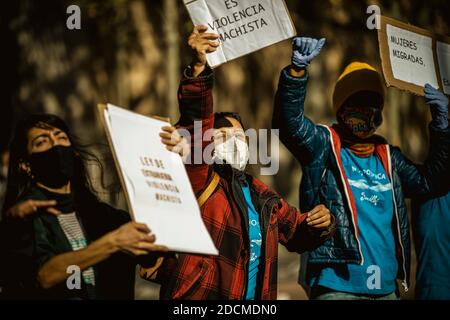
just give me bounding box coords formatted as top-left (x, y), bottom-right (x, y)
top-left (28, 145), bottom-right (75, 188)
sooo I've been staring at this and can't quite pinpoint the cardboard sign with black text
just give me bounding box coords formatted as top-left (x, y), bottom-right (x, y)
top-left (184, 0), bottom-right (296, 67)
top-left (378, 16), bottom-right (450, 96)
top-left (97, 104), bottom-right (218, 255)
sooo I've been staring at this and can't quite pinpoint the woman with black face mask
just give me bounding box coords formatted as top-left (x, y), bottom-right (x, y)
top-left (0, 114), bottom-right (168, 299)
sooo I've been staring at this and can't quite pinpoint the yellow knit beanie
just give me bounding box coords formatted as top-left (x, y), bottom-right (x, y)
top-left (332, 62), bottom-right (385, 112)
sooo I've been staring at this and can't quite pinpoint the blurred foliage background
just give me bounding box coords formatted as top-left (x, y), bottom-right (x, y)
top-left (1, 0), bottom-right (449, 299)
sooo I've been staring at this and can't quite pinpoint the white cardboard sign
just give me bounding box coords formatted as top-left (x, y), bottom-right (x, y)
top-left (437, 41), bottom-right (450, 95)
top-left (386, 24), bottom-right (439, 88)
top-left (378, 16), bottom-right (450, 96)
top-left (100, 104), bottom-right (218, 256)
top-left (184, 0), bottom-right (296, 67)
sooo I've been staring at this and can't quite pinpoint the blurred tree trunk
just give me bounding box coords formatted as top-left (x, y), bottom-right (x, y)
top-left (114, 7), bottom-right (130, 107)
top-left (164, 0), bottom-right (179, 122)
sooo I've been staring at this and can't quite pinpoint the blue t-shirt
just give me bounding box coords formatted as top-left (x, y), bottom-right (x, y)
top-left (241, 181), bottom-right (262, 300)
top-left (413, 191), bottom-right (450, 300)
top-left (310, 148), bottom-right (398, 295)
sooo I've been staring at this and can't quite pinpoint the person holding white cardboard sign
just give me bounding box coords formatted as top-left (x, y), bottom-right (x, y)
top-left (140, 26), bottom-right (335, 300)
top-left (183, 0), bottom-right (296, 67)
top-left (0, 114), bottom-right (170, 299)
top-left (273, 37), bottom-right (450, 300)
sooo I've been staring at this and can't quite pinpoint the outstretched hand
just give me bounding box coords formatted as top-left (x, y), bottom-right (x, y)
top-left (6, 199), bottom-right (61, 219)
top-left (424, 83), bottom-right (449, 130)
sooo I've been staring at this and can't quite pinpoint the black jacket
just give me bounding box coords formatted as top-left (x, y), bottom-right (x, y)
top-left (0, 186), bottom-right (136, 299)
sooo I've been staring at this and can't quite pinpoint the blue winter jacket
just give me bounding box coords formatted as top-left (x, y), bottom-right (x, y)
top-left (272, 68), bottom-right (450, 291)
top-left (411, 154), bottom-right (450, 299)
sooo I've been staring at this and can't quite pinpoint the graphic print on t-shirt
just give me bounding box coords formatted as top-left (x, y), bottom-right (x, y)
top-left (347, 165), bottom-right (392, 208)
top-left (308, 148), bottom-right (398, 295)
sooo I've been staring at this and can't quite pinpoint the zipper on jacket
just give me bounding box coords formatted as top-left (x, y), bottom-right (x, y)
top-left (256, 196), bottom-right (277, 299)
top-left (228, 169), bottom-right (249, 299)
top-left (238, 175), bottom-right (276, 299)
top-left (386, 146), bottom-right (409, 292)
top-left (238, 196), bottom-right (275, 300)
top-left (321, 125), bottom-right (364, 265)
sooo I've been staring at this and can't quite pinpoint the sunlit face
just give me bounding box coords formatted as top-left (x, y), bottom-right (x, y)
top-left (27, 125), bottom-right (71, 155)
top-left (213, 116), bottom-right (246, 147)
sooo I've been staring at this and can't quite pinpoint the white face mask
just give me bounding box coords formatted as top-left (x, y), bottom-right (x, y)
top-left (213, 136), bottom-right (249, 171)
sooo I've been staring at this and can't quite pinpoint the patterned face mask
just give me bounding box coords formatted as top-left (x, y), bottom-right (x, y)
top-left (338, 105), bottom-right (382, 139)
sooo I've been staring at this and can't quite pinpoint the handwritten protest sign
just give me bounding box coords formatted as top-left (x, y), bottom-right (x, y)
top-left (98, 104), bottom-right (218, 255)
top-left (437, 41), bottom-right (450, 95)
top-left (184, 0), bottom-right (296, 67)
top-left (378, 16), bottom-right (450, 95)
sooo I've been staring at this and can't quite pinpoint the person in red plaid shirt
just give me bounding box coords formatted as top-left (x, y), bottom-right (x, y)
top-left (141, 26), bottom-right (335, 300)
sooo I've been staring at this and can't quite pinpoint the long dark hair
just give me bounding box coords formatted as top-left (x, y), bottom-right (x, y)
top-left (2, 114), bottom-right (105, 215)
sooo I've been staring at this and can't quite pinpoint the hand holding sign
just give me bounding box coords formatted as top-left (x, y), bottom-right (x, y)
top-left (188, 25), bottom-right (220, 76)
top-left (159, 126), bottom-right (191, 163)
top-left (424, 83), bottom-right (449, 130)
top-left (377, 16), bottom-right (450, 96)
top-left (99, 104), bottom-right (218, 255)
top-left (109, 221), bottom-right (168, 256)
top-left (184, 0), bottom-right (295, 67)
top-left (292, 37), bottom-right (326, 69)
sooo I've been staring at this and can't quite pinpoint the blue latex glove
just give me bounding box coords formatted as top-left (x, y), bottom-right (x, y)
top-left (291, 37), bottom-right (326, 69)
top-left (424, 83), bottom-right (449, 130)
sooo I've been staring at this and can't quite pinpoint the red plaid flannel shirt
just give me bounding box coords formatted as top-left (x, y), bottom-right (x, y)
top-left (148, 67), bottom-right (334, 300)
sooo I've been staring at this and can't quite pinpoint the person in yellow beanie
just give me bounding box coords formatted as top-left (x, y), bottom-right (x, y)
top-left (272, 36), bottom-right (450, 300)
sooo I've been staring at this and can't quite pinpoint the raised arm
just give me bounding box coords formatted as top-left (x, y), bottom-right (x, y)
top-left (175, 26), bottom-right (219, 194)
top-left (394, 84), bottom-right (450, 197)
top-left (273, 37), bottom-right (330, 164)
